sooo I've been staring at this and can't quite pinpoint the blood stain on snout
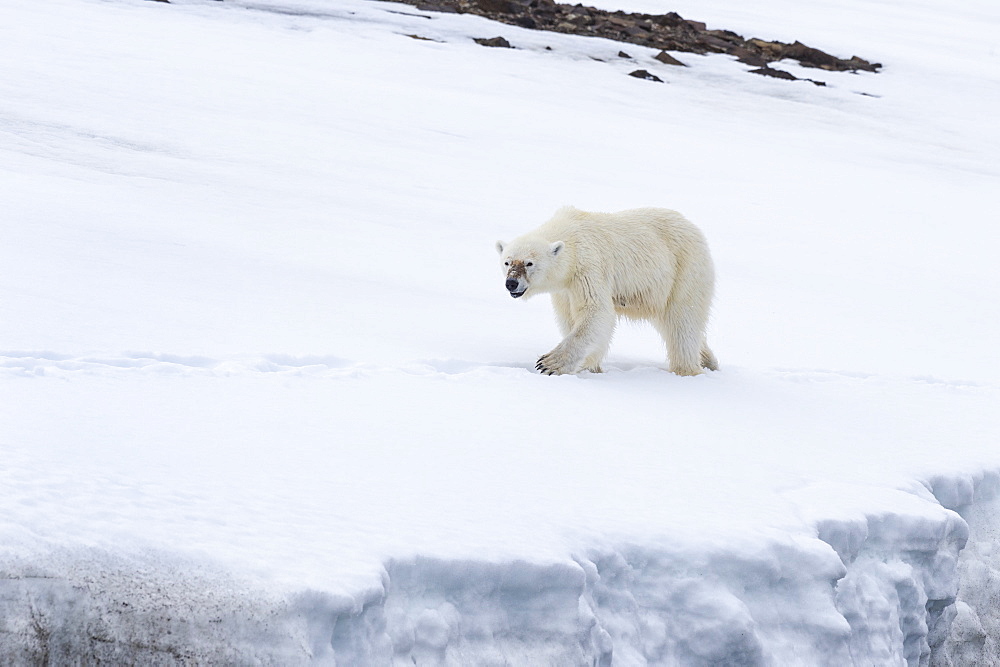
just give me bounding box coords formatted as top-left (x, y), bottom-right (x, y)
top-left (506, 260), bottom-right (527, 281)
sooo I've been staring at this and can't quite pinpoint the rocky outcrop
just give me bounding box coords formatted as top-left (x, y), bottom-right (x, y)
top-left (396, 0), bottom-right (881, 79)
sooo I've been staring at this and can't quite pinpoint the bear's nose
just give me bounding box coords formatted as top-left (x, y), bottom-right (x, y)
top-left (505, 279), bottom-right (519, 292)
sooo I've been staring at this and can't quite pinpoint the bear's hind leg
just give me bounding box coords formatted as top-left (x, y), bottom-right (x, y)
top-left (580, 334), bottom-right (613, 373)
top-left (654, 309), bottom-right (705, 376)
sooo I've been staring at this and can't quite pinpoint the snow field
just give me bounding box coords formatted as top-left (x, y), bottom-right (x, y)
top-left (1, 0), bottom-right (999, 663)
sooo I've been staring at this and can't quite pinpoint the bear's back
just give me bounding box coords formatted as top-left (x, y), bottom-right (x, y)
top-left (538, 206), bottom-right (712, 309)
top-left (541, 206), bottom-right (699, 245)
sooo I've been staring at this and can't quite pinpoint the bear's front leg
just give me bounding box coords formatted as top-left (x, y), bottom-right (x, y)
top-left (536, 344), bottom-right (582, 375)
top-left (536, 303), bottom-right (615, 375)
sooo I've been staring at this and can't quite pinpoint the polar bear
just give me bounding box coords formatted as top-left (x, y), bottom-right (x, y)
top-left (496, 206), bottom-right (718, 376)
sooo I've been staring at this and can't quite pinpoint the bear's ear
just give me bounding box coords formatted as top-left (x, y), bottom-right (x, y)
top-left (550, 241), bottom-right (565, 256)
top-left (495, 240), bottom-right (505, 255)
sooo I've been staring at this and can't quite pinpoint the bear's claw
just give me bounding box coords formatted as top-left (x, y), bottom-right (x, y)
top-left (536, 350), bottom-right (575, 375)
top-left (535, 361), bottom-right (556, 375)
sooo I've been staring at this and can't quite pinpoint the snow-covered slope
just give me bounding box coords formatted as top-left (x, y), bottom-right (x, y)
top-left (1, 0), bottom-right (998, 663)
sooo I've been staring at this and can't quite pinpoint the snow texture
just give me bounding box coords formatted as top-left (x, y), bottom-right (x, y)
top-left (1, 0), bottom-right (999, 663)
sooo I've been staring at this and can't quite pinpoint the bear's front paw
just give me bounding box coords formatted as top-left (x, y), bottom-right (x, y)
top-left (536, 348), bottom-right (578, 376)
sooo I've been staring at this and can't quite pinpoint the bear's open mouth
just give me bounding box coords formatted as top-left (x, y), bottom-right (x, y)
top-left (510, 291), bottom-right (525, 299)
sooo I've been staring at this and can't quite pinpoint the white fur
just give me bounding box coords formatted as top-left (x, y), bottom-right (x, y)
top-left (496, 206), bottom-right (718, 376)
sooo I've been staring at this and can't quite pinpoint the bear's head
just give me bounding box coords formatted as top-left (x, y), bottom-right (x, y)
top-left (494, 237), bottom-right (565, 299)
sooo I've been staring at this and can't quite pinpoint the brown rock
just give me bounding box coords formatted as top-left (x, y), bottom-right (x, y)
top-left (731, 48), bottom-right (768, 67)
top-left (749, 66), bottom-right (797, 80)
top-left (705, 29), bottom-right (741, 43)
top-left (844, 55), bottom-right (882, 72)
top-left (782, 41), bottom-right (839, 69)
top-left (415, 2), bottom-right (458, 11)
top-left (748, 39), bottom-right (784, 57)
top-left (648, 12), bottom-right (683, 27)
top-left (475, 36), bottom-right (513, 48)
top-left (654, 50), bottom-right (686, 66)
top-left (699, 35), bottom-right (733, 51)
top-left (473, 0), bottom-right (519, 13)
top-left (628, 69), bottom-right (664, 82)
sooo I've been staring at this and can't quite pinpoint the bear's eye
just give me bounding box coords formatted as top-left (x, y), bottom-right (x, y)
top-left (526, 262), bottom-right (533, 268)
top-left (504, 261), bottom-right (510, 266)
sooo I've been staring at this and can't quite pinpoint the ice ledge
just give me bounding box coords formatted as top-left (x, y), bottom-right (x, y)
top-left (328, 470), bottom-right (1000, 665)
top-left (926, 469), bottom-right (1000, 665)
top-left (2, 471), bottom-right (999, 664)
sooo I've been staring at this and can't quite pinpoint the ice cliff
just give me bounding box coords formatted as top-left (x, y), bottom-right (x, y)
top-left (3, 471), bottom-right (999, 665)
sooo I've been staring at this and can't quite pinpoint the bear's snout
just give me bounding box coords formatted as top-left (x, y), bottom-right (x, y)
top-left (505, 279), bottom-right (525, 298)
top-left (504, 259), bottom-right (528, 297)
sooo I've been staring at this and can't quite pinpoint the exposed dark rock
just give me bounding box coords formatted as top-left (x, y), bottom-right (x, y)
top-left (844, 55), bottom-right (880, 70)
top-left (386, 0), bottom-right (881, 77)
top-left (618, 51), bottom-right (632, 59)
top-left (749, 66), bottom-right (797, 80)
top-left (474, 36), bottom-right (513, 47)
top-left (748, 66), bottom-right (828, 86)
top-left (654, 50), bottom-right (686, 66)
top-left (628, 69), bottom-right (663, 82)
top-left (731, 47), bottom-right (769, 67)
top-left (415, 2), bottom-right (459, 12)
top-left (473, 0), bottom-right (519, 13)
